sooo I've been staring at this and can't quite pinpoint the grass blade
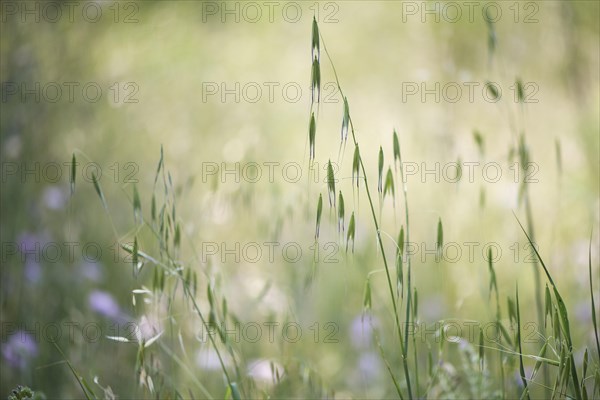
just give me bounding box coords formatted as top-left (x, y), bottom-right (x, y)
top-left (515, 285), bottom-right (530, 399)
top-left (412, 287), bottom-right (418, 318)
top-left (153, 145), bottom-right (164, 188)
top-left (588, 231), bottom-right (600, 361)
top-left (53, 342), bottom-right (96, 400)
top-left (487, 247), bottom-right (498, 300)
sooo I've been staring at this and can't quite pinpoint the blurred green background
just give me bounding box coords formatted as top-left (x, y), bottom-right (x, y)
top-left (1, 1), bottom-right (599, 398)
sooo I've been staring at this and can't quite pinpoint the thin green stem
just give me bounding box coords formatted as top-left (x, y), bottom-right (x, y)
top-left (320, 33), bottom-right (413, 400)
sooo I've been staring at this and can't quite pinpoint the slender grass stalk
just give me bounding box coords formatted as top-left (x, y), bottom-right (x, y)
top-left (398, 130), bottom-right (415, 398)
top-left (374, 329), bottom-right (404, 400)
top-left (487, 249), bottom-right (507, 397)
top-left (411, 287), bottom-right (420, 398)
top-left (319, 28), bottom-right (414, 400)
top-left (515, 284), bottom-right (530, 399)
top-left (588, 231), bottom-right (600, 362)
top-left (53, 342), bottom-right (96, 400)
top-left (158, 341), bottom-right (214, 399)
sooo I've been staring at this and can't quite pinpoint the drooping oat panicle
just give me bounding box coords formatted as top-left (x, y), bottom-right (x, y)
top-left (341, 96), bottom-right (349, 142)
top-left (516, 78), bottom-right (525, 103)
top-left (396, 226), bottom-right (405, 297)
top-left (398, 226), bottom-right (405, 257)
top-left (485, 81), bottom-right (500, 101)
top-left (185, 268), bottom-right (191, 292)
top-left (338, 191), bottom-right (345, 233)
top-left (132, 236), bottom-right (138, 269)
top-left (207, 283), bottom-right (214, 308)
top-left (133, 184), bottom-right (142, 223)
top-left (553, 306), bottom-right (561, 344)
top-left (174, 224), bottom-right (181, 251)
top-left (352, 144), bottom-right (360, 188)
top-left (326, 160), bottom-right (336, 208)
top-left (151, 194), bottom-right (157, 222)
top-left (309, 113), bottom-right (316, 160)
top-left (555, 138), bottom-right (562, 174)
top-left (473, 130), bottom-right (484, 155)
top-left (315, 193), bottom-right (323, 239)
top-left (378, 146), bottom-right (384, 193)
top-left (70, 153), bottom-right (76, 196)
top-left (518, 134), bottom-right (529, 169)
top-left (383, 167), bottom-right (395, 204)
top-left (363, 278), bottom-right (372, 312)
top-left (393, 129), bottom-right (400, 173)
top-left (92, 173), bottom-right (108, 211)
top-left (311, 16), bottom-right (320, 62)
top-left (311, 57), bottom-right (321, 104)
top-left (527, 341), bottom-right (549, 386)
top-left (507, 297), bottom-right (517, 326)
top-left (346, 212), bottom-right (355, 253)
top-left (436, 218), bottom-right (443, 257)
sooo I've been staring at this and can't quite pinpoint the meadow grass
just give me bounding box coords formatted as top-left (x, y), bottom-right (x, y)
top-left (9, 14), bottom-right (600, 400)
